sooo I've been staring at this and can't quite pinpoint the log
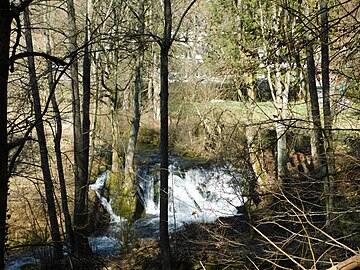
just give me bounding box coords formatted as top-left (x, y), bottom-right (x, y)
top-left (327, 254), bottom-right (360, 270)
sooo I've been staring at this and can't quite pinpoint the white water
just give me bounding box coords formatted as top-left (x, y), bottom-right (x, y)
top-left (89, 170), bottom-right (125, 226)
top-left (88, 170), bottom-right (124, 256)
top-left (6, 161), bottom-right (245, 269)
top-left (88, 161), bottom-right (245, 239)
top-left (137, 163), bottom-right (244, 232)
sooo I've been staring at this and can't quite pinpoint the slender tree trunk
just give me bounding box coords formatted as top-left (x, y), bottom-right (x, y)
top-left (124, 2), bottom-right (146, 222)
top-left (245, 74), bottom-right (262, 201)
top-left (160, 0), bottom-right (172, 268)
top-left (81, 7), bottom-right (91, 238)
top-left (306, 41), bottom-right (326, 177)
top-left (111, 48), bottom-right (122, 174)
top-left (272, 3), bottom-right (288, 180)
top-left (50, 93), bottom-right (76, 250)
top-left (111, 109), bottom-right (122, 173)
top-left (0, 2), bottom-right (11, 268)
top-left (320, 1), bottom-right (334, 221)
top-left (305, 1), bottom-right (326, 177)
top-left (44, 7), bottom-right (75, 250)
top-left (24, 8), bottom-right (63, 261)
top-left (66, 0), bottom-right (90, 254)
top-left (151, 50), bottom-right (161, 121)
top-left (124, 2), bottom-right (145, 189)
top-left (110, 10), bottom-right (122, 174)
top-left (89, 53), bottom-right (100, 174)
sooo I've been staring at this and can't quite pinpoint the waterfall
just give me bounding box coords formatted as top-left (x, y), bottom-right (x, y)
top-left (133, 161), bottom-right (245, 236)
top-left (88, 170), bottom-right (123, 256)
top-left (89, 159), bottom-right (245, 239)
top-left (89, 170), bottom-right (125, 226)
top-left (6, 159), bottom-right (245, 269)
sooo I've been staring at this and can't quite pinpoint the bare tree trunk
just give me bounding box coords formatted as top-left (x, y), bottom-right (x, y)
top-left (111, 110), bottom-right (122, 173)
top-left (160, 0), bottom-right (172, 268)
top-left (157, 0), bottom-right (198, 267)
top-left (244, 74), bottom-right (263, 202)
top-left (148, 52), bottom-right (161, 121)
top-left (44, 7), bottom-right (75, 250)
top-left (66, 0), bottom-right (91, 254)
top-left (81, 5), bottom-right (91, 235)
top-left (305, 1), bottom-right (326, 177)
top-left (89, 53), bottom-right (100, 174)
top-left (124, 2), bottom-right (145, 189)
top-left (320, 1), bottom-right (335, 222)
top-left (111, 47), bottom-right (122, 174)
top-left (0, 2), bottom-right (11, 268)
top-left (24, 8), bottom-right (63, 261)
top-left (306, 39), bottom-right (326, 177)
top-left (152, 52), bottom-right (161, 122)
top-left (272, 3), bottom-right (288, 180)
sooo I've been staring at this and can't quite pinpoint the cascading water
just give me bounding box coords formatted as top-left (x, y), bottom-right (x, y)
top-left (88, 170), bottom-right (124, 256)
top-left (6, 172), bottom-right (124, 270)
top-left (5, 157), bottom-right (245, 269)
top-left (133, 161), bottom-right (245, 237)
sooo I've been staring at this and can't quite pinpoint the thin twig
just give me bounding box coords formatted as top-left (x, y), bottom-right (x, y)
top-left (250, 224), bottom-right (307, 270)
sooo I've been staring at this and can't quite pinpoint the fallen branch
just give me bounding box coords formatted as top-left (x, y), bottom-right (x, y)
top-left (327, 254), bottom-right (360, 270)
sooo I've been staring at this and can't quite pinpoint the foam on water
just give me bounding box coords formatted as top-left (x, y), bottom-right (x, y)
top-left (137, 163), bottom-right (245, 232)
top-left (89, 170), bottom-right (126, 225)
top-left (7, 160), bottom-right (245, 268)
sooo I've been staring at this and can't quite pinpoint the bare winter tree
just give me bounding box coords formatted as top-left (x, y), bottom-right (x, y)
top-left (0, 1), bottom-right (12, 268)
top-left (320, 0), bottom-right (335, 223)
top-left (23, 7), bottom-right (64, 262)
top-left (158, 1), bottom-right (198, 268)
top-left (44, 2), bottom-right (75, 250)
top-left (66, 0), bottom-right (91, 254)
top-left (0, 0), bottom-right (37, 267)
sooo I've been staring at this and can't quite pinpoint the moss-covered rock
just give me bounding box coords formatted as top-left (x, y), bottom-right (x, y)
top-left (106, 172), bottom-right (137, 221)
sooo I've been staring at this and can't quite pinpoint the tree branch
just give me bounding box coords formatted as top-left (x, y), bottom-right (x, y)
top-left (9, 52), bottom-right (68, 67)
top-left (171, 0), bottom-right (199, 44)
top-left (7, 136), bottom-right (31, 150)
top-left (327, 254), bottom-right (360, 270)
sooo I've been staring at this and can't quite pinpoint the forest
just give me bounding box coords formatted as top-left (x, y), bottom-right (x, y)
top-left (0, 0), bottom-right (359, 269)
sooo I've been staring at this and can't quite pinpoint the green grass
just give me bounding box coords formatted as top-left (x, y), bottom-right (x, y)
top-left (170, 99), bottom-right (359, 130)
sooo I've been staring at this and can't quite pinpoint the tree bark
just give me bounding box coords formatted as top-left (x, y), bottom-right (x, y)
top-left (89, 53), bottom-right (100, 175)
top-left (150, 47), bottom-right (161, 122)
top-left (24, 8), bottom-right (63, 261)
top-left (320, 1), bottom-right (335, 222)
top-left (44, 6), bottom-right (75, 250)
top-left (0, 2), bottom-right (11, 268)
top-left (124, 2), bottom-right (145, 190)
top-left (271, 3), bottom-right (288, 180)
top-left (305, 2), bottom-right (326, 177)
top-left (160, 0), bottom-right (172, 268)
top-left (307, 43), bottom-right (326, 174)
top-left (66, 0), bottom-right (91, 254)
top-left (244, 74), bottom-right (262, 203)
top-left (109, 10), bottom-right (122, 174)
top-left (111, 47), bottom-right (122, 174)
top-left (81, 5), bottom-right (91, 240)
